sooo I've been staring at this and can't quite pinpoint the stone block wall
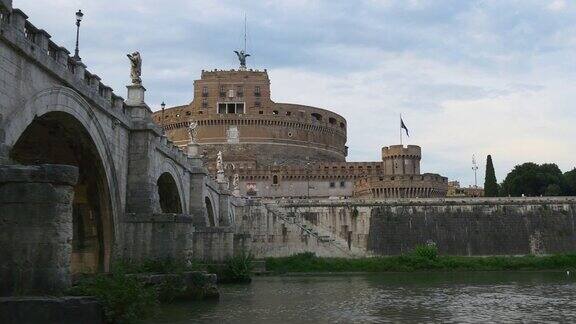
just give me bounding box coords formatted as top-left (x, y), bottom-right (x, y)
top-left (236, 197), bottom-right (576, 258)
top-left (367, 201), bottom-right (576, 256)
top-left (237, 201), bottom-right (366, 258)
top-left (0, 164), bottom-right (78, 296)
top-left (192, 227), bottom-right (235, 261)
top-left (121, 213), bottom-right (194, 262)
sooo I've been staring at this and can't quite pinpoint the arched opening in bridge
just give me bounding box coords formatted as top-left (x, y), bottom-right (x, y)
top-left (10, 111), bottom-right (113, 274)
top-left (157, 172), bottom-right (182, 213)
top-left (205, 196), bottom-right (215, 226)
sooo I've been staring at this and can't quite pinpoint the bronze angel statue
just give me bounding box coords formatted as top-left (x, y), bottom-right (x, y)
top-left (234, 50), bottom-right (250, 69)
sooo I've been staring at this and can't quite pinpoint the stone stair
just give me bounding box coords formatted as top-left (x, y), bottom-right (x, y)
top-left (264, 203), bottom-right (366, 258)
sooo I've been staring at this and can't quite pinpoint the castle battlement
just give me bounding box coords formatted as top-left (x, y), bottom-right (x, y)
top-left (382, 145), bottom-right (422, 158)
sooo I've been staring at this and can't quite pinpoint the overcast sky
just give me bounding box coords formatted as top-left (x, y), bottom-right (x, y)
top-left (15, 0), bottom-right (576, 186)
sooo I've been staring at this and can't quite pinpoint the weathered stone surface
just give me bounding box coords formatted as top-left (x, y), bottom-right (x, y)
top-left (121, 213), bottom-right (194, 262)
top-left (0, 164), bottom-right (78, 186)
top-left (130, 271), bottom-right (220, 300)
top-left (0, 164), bottom-right (78, 296)
top-left (238, 197), bottom-right (576, 258)
top-left (0, 296), bottom-right (103, 324)
top-left (0, 5), bottom-right (234, 282)
top-left (368, 203), bottom-right (576, 255)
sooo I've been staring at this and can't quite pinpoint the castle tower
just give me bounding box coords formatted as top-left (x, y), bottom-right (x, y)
top-left (381, 145), bottom-right (421, 175)
top-left (153, 69), bottom-right (348, 167)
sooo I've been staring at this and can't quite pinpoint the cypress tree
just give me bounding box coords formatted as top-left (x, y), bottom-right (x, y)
top-left (484, 155), bottom-right (498, 197)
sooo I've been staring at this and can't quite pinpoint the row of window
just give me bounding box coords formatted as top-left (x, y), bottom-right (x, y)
top-left (217, 103), bottom-right (245, 114)
top-left (202, 86), bottom-right (261, 97)
top-left (271, 175), bottom-right (346, 188)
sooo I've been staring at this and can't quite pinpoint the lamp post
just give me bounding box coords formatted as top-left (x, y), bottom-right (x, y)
top-left (161, 101), bottom-right (166, 131)
top-left (73, 10), bottom-right (84, 61)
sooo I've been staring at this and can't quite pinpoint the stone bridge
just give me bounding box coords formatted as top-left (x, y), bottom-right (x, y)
top-left (2, 0), bottom-right (576, 300)
top-left (0, 1), bottom-right (242, 295)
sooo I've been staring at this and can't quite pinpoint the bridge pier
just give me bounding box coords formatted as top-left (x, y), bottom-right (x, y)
top-left (0, 164), bottom-right (78, 296)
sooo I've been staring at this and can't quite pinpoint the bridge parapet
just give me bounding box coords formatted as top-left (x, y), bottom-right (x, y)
top-left (1, 7), bottom-right (129, 126)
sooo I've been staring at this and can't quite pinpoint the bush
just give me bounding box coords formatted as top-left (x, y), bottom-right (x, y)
top-left (413, 242), bottom-right (439, 260)
top-left (69, 272), bottom-right (157, 324)
top-left (209, 252), bottom-right (254, 283)
top-left (265, 253), bottom-right (576, 273)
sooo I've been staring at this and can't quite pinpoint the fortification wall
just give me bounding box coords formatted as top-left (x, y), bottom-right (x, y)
top-left (237, 197), bottom-right (576, 258)
top-left (367, 199), bottom-right (576, 256)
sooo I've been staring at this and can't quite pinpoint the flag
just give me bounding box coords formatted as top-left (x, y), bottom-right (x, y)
top-left (401, 118), bottom-right (409, 137)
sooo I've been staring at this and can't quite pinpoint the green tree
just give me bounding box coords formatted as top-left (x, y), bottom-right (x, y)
top-left (501, 162), bottom-right (567, 197)
top-left (565, 168), bottom-right (576, 195)
top-left (484, 155), bottom-right (498, 197)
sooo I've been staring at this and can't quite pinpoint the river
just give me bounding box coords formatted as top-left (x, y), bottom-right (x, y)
top-left (144, 272), bottom-right (576, 323)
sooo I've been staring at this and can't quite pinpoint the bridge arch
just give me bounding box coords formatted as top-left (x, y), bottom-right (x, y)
top-left (155, 160), bottom-right (187, 214)
top-left (157, 172), bottom-right (183, 213)
top-left (2, 87), bottom-right (120, 273)
top-left (205, 196), bottom-right (216, 226)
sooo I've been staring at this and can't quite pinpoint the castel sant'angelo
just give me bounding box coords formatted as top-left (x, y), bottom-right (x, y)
top-left (153, 53), bottom-right (448, 199)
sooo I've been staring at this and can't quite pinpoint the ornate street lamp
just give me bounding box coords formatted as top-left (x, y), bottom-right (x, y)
top-left (73, 9), bottom-right (84, 61)
top-left (161, 101), bottom-right (166, 130)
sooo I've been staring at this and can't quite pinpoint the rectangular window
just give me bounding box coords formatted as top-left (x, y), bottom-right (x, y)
top-left (254, 86), bottom-right (261, 96)
top-left (329, 182), bottom-right (336, 188)
top-left (255, 101), bottom-right (261, 107)
top-left (340, 181), bottom-right (345, 188)
top-left (237, 86), bottom-right (244, 97)
top-left (202, 99), bottom-right (208, 108)
top-left (218, 103), bottom-right (226, 114)
top-left (202, 86), bottom-right (208, 97)
top-left (217, 102), bottom-right (245, 114)
top-left (236, 103), bottom-right (245, 114)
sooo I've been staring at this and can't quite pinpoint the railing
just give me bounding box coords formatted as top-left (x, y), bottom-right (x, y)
top-left (3, 7), bottom-right (127, 116)
top-left (47, 43), bottom-right (58, 60)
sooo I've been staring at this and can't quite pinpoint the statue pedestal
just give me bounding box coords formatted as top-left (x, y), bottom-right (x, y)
top-left (217, 171), bottom-right (226, 184)
top-left (126, 84), bottom-right (146, 106)
top-left (187, 143), bottom-right (200, 158)
top-left (125, 84), bottom-right (152, 121)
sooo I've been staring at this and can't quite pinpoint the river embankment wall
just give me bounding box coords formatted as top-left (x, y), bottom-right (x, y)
top-left (237, 197), bottom-right (576, 257)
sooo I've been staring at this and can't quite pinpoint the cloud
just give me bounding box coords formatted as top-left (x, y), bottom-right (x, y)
top-left (13, 0), bottom-right (576, 186)
top-left (548, 0), bottom-right (566, 11)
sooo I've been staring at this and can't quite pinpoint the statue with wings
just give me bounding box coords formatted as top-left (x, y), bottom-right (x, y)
top-left (234, 50), bottom-right (250, 69)
top-left (126, 51), bottom-right (142, 84)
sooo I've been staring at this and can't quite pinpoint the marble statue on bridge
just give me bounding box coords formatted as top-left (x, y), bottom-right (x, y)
top-left (127, 51), bottom-right (142, 85)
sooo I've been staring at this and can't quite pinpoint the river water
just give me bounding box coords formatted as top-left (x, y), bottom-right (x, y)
top-left (145, 272), bottom-right (576, 323)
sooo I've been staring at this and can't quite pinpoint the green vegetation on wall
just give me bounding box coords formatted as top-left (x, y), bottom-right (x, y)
top-left (265, 251), bottom-right (576, 273)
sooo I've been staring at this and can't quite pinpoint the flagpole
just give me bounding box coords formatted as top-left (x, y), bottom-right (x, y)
top-left (400, 113), bottom-right (403, 145)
